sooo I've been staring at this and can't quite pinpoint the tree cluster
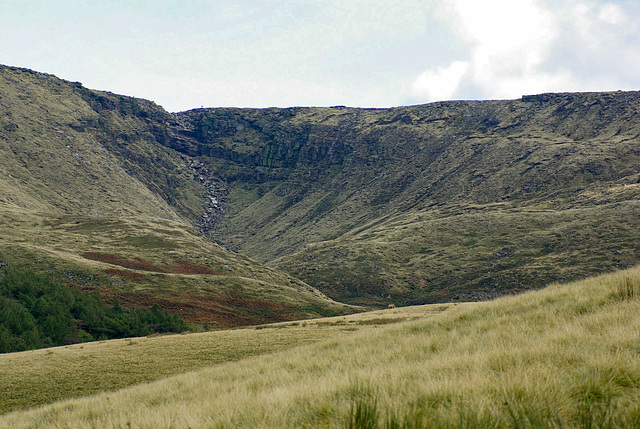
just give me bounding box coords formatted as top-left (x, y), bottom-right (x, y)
top-left (0, 268), bottom-right (187, 353)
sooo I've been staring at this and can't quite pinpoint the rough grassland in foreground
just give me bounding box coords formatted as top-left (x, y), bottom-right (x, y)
top-left (0, 303), bottom-right (438, 414)
top-left (1, 267), bottom-right (639, 427)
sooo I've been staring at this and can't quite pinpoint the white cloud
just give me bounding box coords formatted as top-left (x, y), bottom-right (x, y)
top-left (558, 1), bottom-right (640, 92)
top-left (4, 0), bottom-right (639, 109)
top-left (598, 3), bottom-right (625, 25)
top-left (571, 2), bottom-right (630, 50)
top-left (412, 0), bottom-right (560, 102)
top-left (411, 61), bottom-right (470, 101)
top-left (410, 0), bottom-right (640, 103)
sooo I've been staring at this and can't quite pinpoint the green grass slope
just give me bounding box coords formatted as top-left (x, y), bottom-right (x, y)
top-left (0, 65), bottom-right (200, 220)
top-left (0, 65), bottom-right (353, 325)
top-left (0, 205), bottom-right (351, 327)
top-left (1, 266), bottom-right (639, 427)
top-left (168, 94), bottom-right (640, 305)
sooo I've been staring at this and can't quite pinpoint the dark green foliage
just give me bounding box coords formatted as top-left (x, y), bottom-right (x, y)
top-left (0, 297), bottom-right (43, 352)
top-left (0, 268), bottom-right (186, 353)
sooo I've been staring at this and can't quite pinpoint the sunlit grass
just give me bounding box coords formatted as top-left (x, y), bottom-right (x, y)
top-left (1, 267), bottom-right (639, 427)
top-left (0, 303), bottom-right (449, 415)
top-left (615, 275), bottom-right (640, 301)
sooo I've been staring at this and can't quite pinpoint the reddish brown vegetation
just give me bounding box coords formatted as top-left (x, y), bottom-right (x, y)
top-left (80, 253), bottom-right (297, 327)
top-left (130, 257), bottom-right (169, 272)
top-left (83, 252), bottom-right (219, 275)
top-left (81, 287), bottom-right (299, 328)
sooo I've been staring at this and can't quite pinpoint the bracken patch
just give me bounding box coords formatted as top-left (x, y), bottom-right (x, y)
top-left (83, 287), bottom-right (299, 327)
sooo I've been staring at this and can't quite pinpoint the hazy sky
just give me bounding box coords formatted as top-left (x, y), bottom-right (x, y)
top-left (2, 0), bottom-right (639, 111)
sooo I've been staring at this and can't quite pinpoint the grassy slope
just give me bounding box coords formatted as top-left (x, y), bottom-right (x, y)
top-left (173, 94), bottom-right (640, 305)
top-left (274, 197), bottom-right (640, 304)
top-left (0, 304), bottom-right (436, 415)
top-left (0, 65), bottom-right (353, 325)
top-left (0, 204), bottom-right (351, 327)
top-left (0, 66), bottom-right (198, 220)
top-left (1, 267), bottom-right (639, 427)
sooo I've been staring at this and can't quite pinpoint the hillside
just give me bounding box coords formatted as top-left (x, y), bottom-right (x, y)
top-left (166, 93), bottom-right (640, 305)
top-left (0, 266), bottom-right (638, 427)
top-left (3, 62), bottom-right (640, 310)
top-left (0, 65), bottom-right (353, 326)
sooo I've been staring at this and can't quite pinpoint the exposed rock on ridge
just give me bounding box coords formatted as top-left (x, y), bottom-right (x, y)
top-left (0, 64), bottom-right (353, 324)
top-left (4, 62), bottom-right (640, 307)
top-left (187, 157), bottom-right (227, 234)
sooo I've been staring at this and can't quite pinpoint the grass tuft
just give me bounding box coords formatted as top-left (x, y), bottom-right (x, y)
top-left (347, 394), bottom-right (379, 429)
top-left (614, 276), bottom-right (639, 301)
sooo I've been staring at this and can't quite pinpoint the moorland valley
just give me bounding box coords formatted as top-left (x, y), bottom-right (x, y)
top-left (1, 64), bottom-right (640, 427)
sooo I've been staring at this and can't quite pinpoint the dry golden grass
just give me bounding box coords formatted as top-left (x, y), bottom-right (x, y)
top-left (0, 303), bottom-right (450, 415)
top-left (1, 268), bottom-right (639, 427)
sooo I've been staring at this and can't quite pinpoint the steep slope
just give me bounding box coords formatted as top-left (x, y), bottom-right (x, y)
top-left (0, 65), bottom-right (353, 325)
top-left (0, 66), bottom-right (200, 220)
top-left (167, 93), bottom-right (640, 305)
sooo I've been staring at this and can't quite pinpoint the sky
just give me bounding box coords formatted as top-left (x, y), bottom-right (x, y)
top-left (1, 0), bottom-right (639, 112)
